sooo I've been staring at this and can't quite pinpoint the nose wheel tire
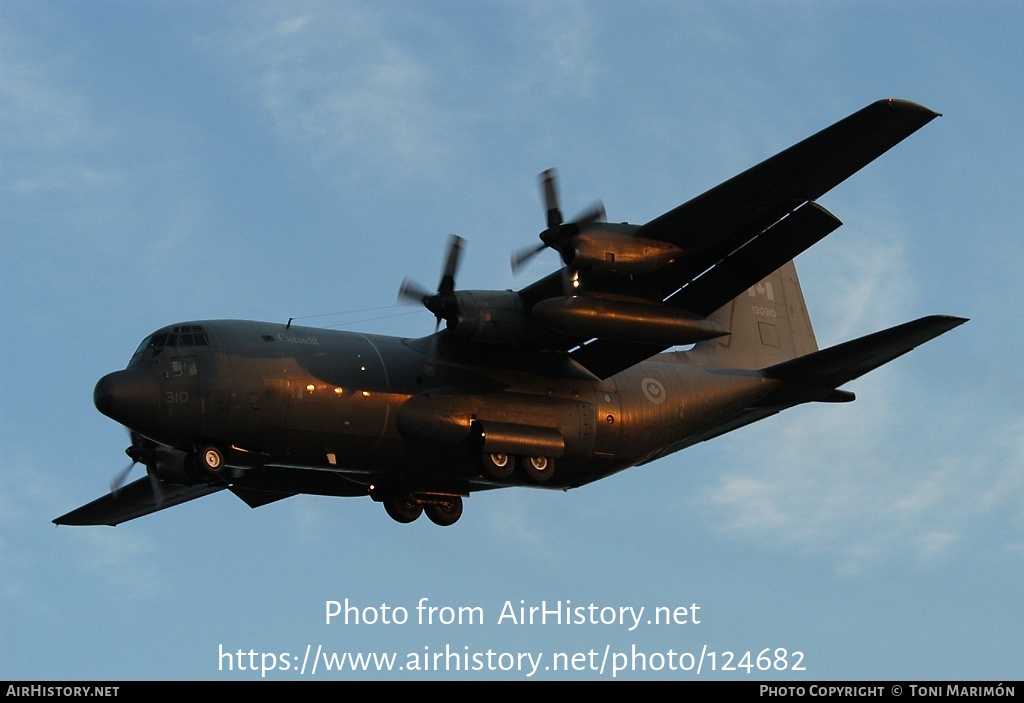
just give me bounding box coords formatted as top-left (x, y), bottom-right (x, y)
top-left (523, 455), bottom-right (554, 483)
top-left (196, 445), bottom-right (226, 476)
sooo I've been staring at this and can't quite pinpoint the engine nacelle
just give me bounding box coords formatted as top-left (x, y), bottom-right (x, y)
top-left (567, 229), bottom-right (683, 276)
top-left (148, 446), bottom-right (201, 486)
top-left (532, 295), bottom-right (729, 346)
top-left (447, 290), bottom-right (534, 342)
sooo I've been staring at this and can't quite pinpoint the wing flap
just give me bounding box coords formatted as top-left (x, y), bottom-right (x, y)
top-left (665, 200), bottom-right (841, 316)
top-left (570, 201), bottom-right (842, 379)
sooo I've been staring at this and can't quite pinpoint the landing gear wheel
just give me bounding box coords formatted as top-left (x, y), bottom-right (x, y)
top-left (481, 452), bottom-right (514, 479)
top-left (196, 445), bottom-right (226, 476)
top-left (425, 497), bottom-right (463, 526)
top-left (383, 494), bottom-right (423, 524)
top-left (523, 455), bottom-right (554, 483)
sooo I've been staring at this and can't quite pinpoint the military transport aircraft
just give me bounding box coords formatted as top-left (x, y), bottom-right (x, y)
top-left (54, 98), bottom-right (966, 527)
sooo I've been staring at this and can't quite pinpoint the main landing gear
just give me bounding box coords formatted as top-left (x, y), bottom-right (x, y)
top-left (479, 452), bottom-right (556, 483)
top-left (379, 491), bottom-right (464, 526)
top-left (523, 455), bottom-right (554, 482)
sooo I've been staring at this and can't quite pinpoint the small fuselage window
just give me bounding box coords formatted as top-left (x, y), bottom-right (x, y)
top-left (171, 357), bottom-right (198, 377)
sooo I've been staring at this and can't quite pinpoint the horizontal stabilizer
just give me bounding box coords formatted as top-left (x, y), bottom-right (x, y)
top-left (53, 478), bottom-right (226, 527)
top-left (763, 315), bottom-right (968, 390)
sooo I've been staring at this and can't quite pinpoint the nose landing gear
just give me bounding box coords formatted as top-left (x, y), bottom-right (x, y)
top-left (196, 445), bottom-right (226, 476)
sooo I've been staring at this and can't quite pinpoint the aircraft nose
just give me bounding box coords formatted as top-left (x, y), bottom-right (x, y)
top-left (94, 370), bottom-right (158, 424)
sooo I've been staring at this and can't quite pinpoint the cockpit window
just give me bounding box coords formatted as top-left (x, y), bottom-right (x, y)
top-left (129, 325), bottom-right (210, 366)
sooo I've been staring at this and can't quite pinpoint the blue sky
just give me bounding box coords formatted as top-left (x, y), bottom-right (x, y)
top-left (2, 1), bottom-right (1021, 681)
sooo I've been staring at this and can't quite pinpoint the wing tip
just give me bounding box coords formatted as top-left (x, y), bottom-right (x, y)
top-left (880, 97), bottom-right (942, 119)
top-left (925, 313), bottom-right (969, 329)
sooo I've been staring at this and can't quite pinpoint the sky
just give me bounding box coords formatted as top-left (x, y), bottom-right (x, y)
top-left (2, 0), bottom-right (1022, 683)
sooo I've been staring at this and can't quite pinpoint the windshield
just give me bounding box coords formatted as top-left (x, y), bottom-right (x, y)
top-left (128, 324), bottom-right (211, 367)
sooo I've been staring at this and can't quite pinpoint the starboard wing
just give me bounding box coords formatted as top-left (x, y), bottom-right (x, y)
top-left (517, 99), bottom-right (941, 379)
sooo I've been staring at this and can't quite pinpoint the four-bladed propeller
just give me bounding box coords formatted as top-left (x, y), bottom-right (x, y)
top-left (398, 234), bottom-right (465, 331)
top-left (110, 431), bottom-right (164, 505)
top-left (398, 171), bottom-right (603, 333)
top-left (511, 168), bottom-right (605, 275)
top-left (398, 234), bottom-right (467, 375)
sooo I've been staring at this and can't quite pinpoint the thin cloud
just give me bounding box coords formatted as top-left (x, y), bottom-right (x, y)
top-left (705, 390), bottom-right (1024, 575)
top-left (214, 4), bottom-right (457, 180)
top-left (509, 1), bottom-right (601, 101)
top-left (0, 29), bottom-right (109, 196)
top-left (1, 457), bottom-right (163, 605)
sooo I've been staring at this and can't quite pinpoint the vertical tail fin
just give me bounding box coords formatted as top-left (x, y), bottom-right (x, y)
top-left (686, 259), bottom-right (817, 370)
